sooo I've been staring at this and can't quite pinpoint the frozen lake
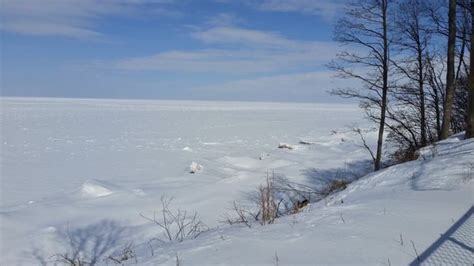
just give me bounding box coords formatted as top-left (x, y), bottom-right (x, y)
top-left (1, 97), bottom-right (366, 208)
top-left (1, 97), bottom-right (374, 264)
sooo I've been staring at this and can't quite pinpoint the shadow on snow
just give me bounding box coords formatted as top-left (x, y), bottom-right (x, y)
top-left (410, 206), bottom-right (474, 266)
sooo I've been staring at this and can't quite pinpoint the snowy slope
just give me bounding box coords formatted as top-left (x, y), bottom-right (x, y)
top-left (134, 134), bottom-right (473, 265)
top-left (1, 98), bottom-right (472, 265)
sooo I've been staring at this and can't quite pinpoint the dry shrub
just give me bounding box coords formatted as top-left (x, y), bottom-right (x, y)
top-left (105, 244), bottom-right (137, 264)
top-left (140, 197), bottom-right (208, 243)
top-left (224, 173), bottom-right (353, 227)
top-left (392, 147), bottom-right (418, 163)
top-left (221, 201), bottom-right (253, 228)
top-left (223, 174), bottom-right (283, 227)
top-left (52, 254), bottom-right (88, 266)
top-left (258, 175), bottom-right (280, 225)
top-left (320, 179), bottom-right (349, 197)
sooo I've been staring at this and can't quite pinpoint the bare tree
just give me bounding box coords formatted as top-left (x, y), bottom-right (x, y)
top-left (424, 0), bottom-right (471, 137)
top-left (450, 1), bottom-right (471, 134)
top-left (329, 0), bottom-right (391, 171)
top-left (391, 0), bottom-right (431, 147)
top-left (440, 0), bottom-right (457, 139)
top-left (426, 53), bottom-right (445, 138)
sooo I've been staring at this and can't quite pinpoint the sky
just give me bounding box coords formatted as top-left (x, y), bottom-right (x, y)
top-left (0, 0), bottom-right (354, 103)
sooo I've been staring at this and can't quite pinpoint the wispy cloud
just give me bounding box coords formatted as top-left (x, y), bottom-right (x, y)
top-left (0, 0), bottom-right (176, 38)
top-left (111, 26), bottom-right (339, 73)
top-left (187, 71), bottom-right (356, 102)
top-left (192, 26), bottom-right (307, 48)
top-left (232, 0), bottom-right (346, 19)
top-left (1, 20), bottom-right (102, 39)
top-left (204, 13), bottom-right (245, 27)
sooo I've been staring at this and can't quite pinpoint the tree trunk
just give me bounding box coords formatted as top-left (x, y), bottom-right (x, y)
top-left (375, 0), bottom-right (389, 171)
top-left (418, 42), bottom-right (427, 146)
top-left (466, 0), bottom-right (474, 139)
top-left (440, 0), bottom-right (457, 140)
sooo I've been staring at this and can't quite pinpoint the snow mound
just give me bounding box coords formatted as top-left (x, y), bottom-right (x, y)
top-left (259, 153), bottom-right (270, 160)
top-left (278, 143), bottom-right (294, 150)
top-left (298, 139), bottom-right (313, 145)
top-left (189, 161), bottom-right (203, 174)
top-left (79, 180), bottom-right (115, 198)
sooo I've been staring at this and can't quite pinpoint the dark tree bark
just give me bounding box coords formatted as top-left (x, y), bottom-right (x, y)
top-left (329, 0), bottom-right (390, 171)
top-left (465, 0), bottom-right (474, 139)
top-left (440, 0), bottom-right (457, 140)
top-left (378, 0), bottom-right (389, 171)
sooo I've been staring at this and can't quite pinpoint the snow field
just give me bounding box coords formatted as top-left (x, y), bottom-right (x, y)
top-left (1, 97), bottom-right (472, 265)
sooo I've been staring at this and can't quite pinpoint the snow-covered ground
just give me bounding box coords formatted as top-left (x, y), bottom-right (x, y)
top-left (1, 97), bottom-right (472, 265)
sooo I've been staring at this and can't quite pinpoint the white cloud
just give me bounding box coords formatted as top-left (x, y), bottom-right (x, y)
top-left (113, 49), bottom-right (278, 72)
top-left (240, 0), bottom-right (346, 19)
top-left (192, 26), bottom-right (299, 48)
top-left (0, 0), bottom-right (174, 38)
top-left (111, 26), bottom-right (339, 73)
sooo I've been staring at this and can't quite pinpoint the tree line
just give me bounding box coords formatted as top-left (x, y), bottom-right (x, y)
top-left (330, 0), bottom-right (474, 170)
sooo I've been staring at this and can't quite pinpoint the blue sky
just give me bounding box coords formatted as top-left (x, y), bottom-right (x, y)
top-left (0, 0), bottom-right (353, 102)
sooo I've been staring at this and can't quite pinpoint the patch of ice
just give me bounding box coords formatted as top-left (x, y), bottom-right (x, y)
top-left (182, 147), bottom-right (193, 152)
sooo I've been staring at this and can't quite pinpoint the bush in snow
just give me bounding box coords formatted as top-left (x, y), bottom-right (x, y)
top-left (105, 244), bottom-right (137, 264)
top-left (140, 197), bottom-right (208, 243)
top-left (319, 179), bottom-right (349, 197)
top-left (221, 201), bottom-right (254, 228)
top-left (391, 147), bottom-right (418, 164)
top-left (271, 174), bottom-right (352, 213)
top-left (257, 175), bottom-right (280, 225)
top-left (223, 175), bottom-right (284, 227)
top-left (224, 173), bottom-right (353, 228)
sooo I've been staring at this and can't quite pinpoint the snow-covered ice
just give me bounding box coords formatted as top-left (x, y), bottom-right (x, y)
top-left (1, 97), bottom-right (472, 265)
